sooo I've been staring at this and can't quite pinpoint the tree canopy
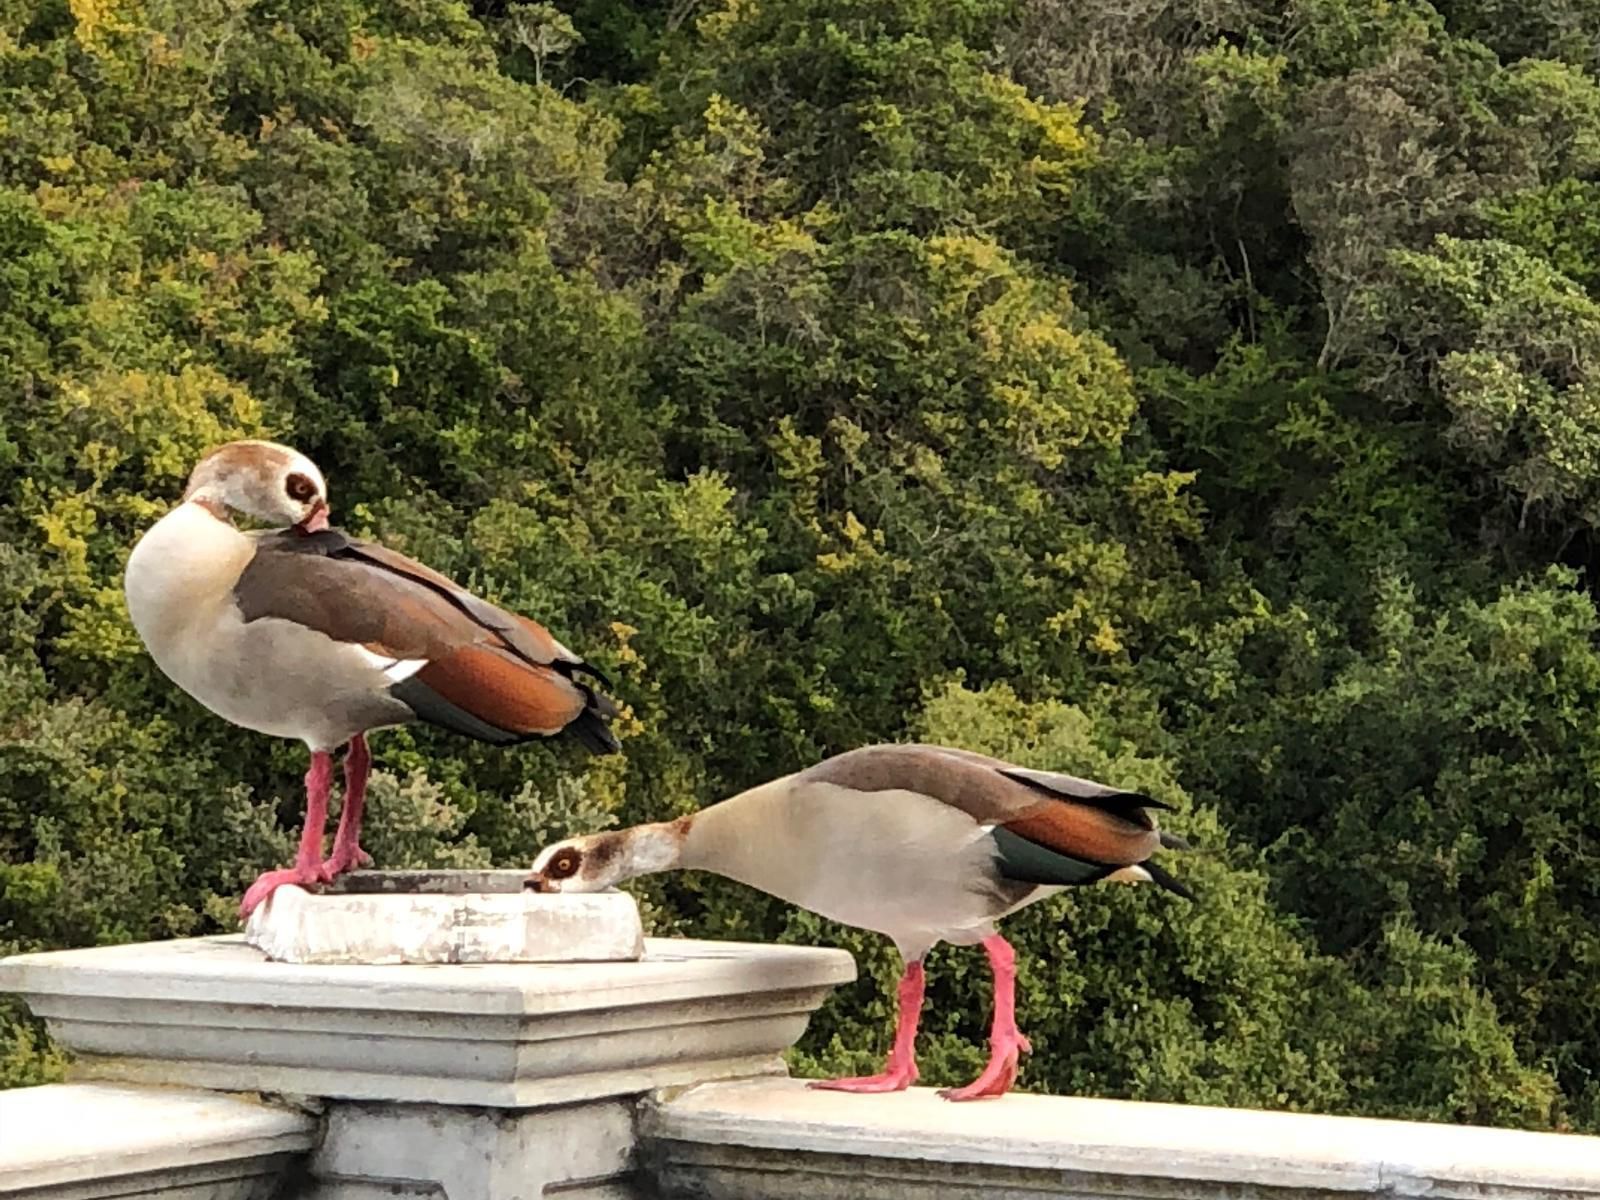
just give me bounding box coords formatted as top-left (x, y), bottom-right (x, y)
top-left (2, 0), bottom-right (1599, 1130)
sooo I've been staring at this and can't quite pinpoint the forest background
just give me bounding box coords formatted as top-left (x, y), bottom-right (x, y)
top-left (4, 0), bottom-right (1600, 1131)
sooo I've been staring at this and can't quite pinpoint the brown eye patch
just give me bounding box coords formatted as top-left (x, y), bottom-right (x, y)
top-left (285, 472), bottom-right (317, 503)
top-left (547, 851), bottom-right (581, 879)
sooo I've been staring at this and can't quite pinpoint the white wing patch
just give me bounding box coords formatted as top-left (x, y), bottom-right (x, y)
top-left (356, 646), bottom-right (428, 683)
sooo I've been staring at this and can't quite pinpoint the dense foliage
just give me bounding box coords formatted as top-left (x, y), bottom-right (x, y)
top-left (2, 0), bottom-right (1598, 1129)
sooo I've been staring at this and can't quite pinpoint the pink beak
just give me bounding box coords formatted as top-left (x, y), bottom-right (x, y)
top-left (295, 500), bottom-right (330, 535)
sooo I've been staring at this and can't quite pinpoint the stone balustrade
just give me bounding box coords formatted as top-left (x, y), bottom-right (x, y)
top-left (643, 1076), bottom-right (1600, 1199)
top-left (3, 883), bottom-right (1599, 1200)
top-left (0, 1082), bottom-right (316, 1200)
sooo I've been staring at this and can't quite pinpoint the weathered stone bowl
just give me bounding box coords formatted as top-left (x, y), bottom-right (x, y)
top-left (243, 868), bottom-right (644, 965)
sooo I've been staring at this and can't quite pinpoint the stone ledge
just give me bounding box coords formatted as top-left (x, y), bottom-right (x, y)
top-left (0, 936), bottom-right (855, 1109)
top-left (0, 1082), bottom-right (317, 1199)
top-left (641, 1077), bottom-right (1600, 1200)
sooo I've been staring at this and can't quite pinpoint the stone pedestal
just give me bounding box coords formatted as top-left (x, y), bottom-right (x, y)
top-left (312, 1099), bottom-right (638, 1200)
top-left (243, 871), bottom-right (644, 965)
top-left (0, 932), bottom-right (855, 1198)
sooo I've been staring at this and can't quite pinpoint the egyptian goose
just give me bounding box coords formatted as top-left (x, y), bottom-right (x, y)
top-left (124, 440), bottom-right (620, 916)
top-left (525, 742), bottom-right (1190, 1101)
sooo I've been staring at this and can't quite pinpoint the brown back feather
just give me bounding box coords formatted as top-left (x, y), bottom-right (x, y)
top-left (234, 543), bottom-right (467, 660)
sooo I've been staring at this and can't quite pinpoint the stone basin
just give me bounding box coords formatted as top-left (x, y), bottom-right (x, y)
top-left (242, 869), bottom-right (644, 965)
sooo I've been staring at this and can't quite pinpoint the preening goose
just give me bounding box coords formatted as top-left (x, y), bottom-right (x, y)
top-left (124, 440), bottom-right (620, 916)
top-left (525, 742), bottom-right (1191, 1101)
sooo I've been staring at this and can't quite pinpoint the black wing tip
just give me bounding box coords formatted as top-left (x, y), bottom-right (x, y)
top-left (996, 767), bottom-right (1176, 815)
top-left (566, 708), bottom-right (622, 755)
top-left (565, 658), bottom-right (615, 691)
top-left (585, 686), bottom-right (621, 721)
top-left (1159, 829), bottom-right (1194, 852)
top-left (1108, 789), bottom-right (1176, 813)
top-left (1141, 858), bottom-right (1197, 902)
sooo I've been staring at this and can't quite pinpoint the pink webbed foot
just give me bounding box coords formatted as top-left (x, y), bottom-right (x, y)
top-left (808, 1061), bottom-right (920, 1094)
top-left (937, 1031), bottom-right (1032, 1101)
top-left (807, 957), bottom-right (926, 1096)
top-left (938, 934), bottom-right (1031, 1101)
top-left (239, 861), bottom-right (330, 918)
top-left (241, 749), bottom-right (338, 918)
top-left (320, 843), bottom-right (373, 876)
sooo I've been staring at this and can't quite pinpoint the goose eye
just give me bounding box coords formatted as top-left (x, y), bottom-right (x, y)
top-left (285, 472), bottom-right (317, 503)
top-left (548, 852), bottom-right (581, 879)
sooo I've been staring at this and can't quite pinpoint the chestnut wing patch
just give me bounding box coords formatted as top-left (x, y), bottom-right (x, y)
top-left (395, 647), bottom-right (587, 745)
top-left (1000, 799), bottom-right (1159, 867)
top-left (990, 770), bottom-right (1167, 886)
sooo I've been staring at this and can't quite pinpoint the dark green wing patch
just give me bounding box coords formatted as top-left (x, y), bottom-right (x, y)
top-left (990, 826), bottom-right (1119, 887)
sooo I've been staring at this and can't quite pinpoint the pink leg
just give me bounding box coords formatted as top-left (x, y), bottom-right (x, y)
top-left (240, 752), bottom-right (335, 918)
top-left (939, 935), bottom-right (1032, 1101)
top-left (810, 958), bottom-right (925, 1093)
top-left (322, 734), bottom-right (374, 877)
